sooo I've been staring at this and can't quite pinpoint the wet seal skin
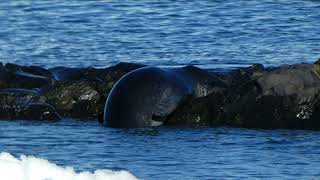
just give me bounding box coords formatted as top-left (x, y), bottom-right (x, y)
top-left (103, 66), bottom-right (226, 128)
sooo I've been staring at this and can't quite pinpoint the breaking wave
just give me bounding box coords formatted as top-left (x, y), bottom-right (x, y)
top-left (0, 152), bottom-right (137, 180)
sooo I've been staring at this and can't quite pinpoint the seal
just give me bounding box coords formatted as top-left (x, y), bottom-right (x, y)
top-left (103, 66), bottom-right (226, 128)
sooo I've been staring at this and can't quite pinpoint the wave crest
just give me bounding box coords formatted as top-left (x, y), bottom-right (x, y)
top-left (0, 152), bottom-right (137, 180)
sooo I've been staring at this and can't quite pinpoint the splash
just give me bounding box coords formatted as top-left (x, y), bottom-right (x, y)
top-left (0, 152), bottom-right (138, 180)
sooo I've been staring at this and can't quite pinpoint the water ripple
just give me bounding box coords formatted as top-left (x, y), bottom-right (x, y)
top-left (0, 120), bottom-right (320, 179)
top-left (0, 0), bottom-right (319, 69)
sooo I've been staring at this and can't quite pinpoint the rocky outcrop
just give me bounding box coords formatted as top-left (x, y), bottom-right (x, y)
top-left (0, 62), bottom-right (143, 121)
top-left (167, 62), bottom-right (320, 130)
top-left (1, 60), bottom-right (320, 130)
top-left (35, 81), bottom-right (101, 118)
top-left (0, 89), bottom-right (60, 120)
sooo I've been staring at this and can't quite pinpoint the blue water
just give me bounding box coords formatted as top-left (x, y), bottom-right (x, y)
top-left (1, 120), bottom-right (320, 179)
top-left (1, 0), bottom-right (320, 179)
top-left (0, 1), bottom-right (319, 69)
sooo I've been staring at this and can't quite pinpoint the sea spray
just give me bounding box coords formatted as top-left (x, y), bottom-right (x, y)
top-left (0, 152), bottom-right (138, 180)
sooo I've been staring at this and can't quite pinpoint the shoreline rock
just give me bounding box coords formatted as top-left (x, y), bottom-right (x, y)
top-left (167, 62), bottom-right (320, 130)
top-left (1, 61), bottom-right (320, 130)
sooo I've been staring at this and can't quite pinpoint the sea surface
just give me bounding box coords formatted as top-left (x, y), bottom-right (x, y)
top-left (0, 0), bottom-right (320, 179)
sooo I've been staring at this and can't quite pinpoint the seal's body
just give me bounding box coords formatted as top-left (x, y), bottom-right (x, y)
top-left (103, 66), bottom-right (225, 128)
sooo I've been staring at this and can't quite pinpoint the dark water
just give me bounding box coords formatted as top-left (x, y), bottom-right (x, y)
top-left (1, 0), bottom-right (320, 179)
top-left (1, 120), bottom-right (320, 179)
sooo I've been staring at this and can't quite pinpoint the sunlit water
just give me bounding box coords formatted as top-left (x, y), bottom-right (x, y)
top-left (1, 0), bottom-right (320, 179)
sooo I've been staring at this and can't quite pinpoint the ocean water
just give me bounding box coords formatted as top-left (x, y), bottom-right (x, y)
top-left (0, 0), bottom-right (319, 69)
top-left (1, 120), bottom-right (320, 179)
top-left (1, 0), bottom-right (320, 179)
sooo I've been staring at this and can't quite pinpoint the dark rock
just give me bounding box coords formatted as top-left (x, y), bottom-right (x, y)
top-left (0, 102), bottom-right (61, 121)
top-left (0, 62), bottom-right (144, 120)
top-left (257, 64), bottom-right (320, 97)
top-left (11, 71), bottom-right (54, 89)
top-left (18, 103), bottom-right (61, 120)
top-left (2, 61), bottom-right (320, 129)
top-left (314, 58), bottom-right (320, 65)
top-left (48, 63), bottom-right (144, 110)
top-left (49, 67), bottom-right (88, 81)
top-left (49, 62), bottom-right (144, 81)
top-left (0, 88), bottom-right (60, 121)
top-left (0, 65), bottom-right (54, 89)
top-left (179, 65), bottom-right (228, 97)
top-left (219, 63), bottom-right (320, 129)
top-left (166, 63), bottom-right (320, 130)
top-left (163, 66), bottom-right (229, 126)
top-left (35, 81), bottom-right (101, 118)
top-left (221, 63), bottom-right (265, 86)
top-left (223, 93), bottom-right (320, 129)
top-left (0, 67), bottom-right (11, 88)
top-left (165, 92), bottom-right (226, 126)
top-left (5, 63), bottom-right (54, 79)
top-left (0, 62), bottom-right (144, 121)
top-left (0, 88), bottom-right (38, 104)
top-left (103, 62), bottom-right (145, 80)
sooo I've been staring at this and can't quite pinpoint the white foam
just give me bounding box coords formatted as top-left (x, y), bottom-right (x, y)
top-left (0, 152), bottom-right (138, 180)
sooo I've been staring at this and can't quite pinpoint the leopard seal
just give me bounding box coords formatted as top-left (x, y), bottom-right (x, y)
top-left (103, 66), bottom-right (226, 128)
